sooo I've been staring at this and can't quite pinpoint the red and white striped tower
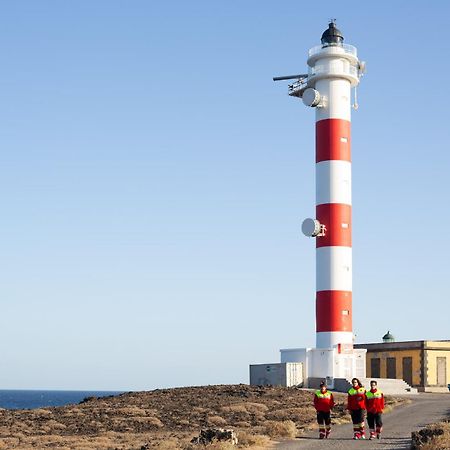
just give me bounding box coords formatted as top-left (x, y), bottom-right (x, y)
top-left (273, 21), bottom-right (367, 385)
top-left (300, 22), bottom-right (365, 350)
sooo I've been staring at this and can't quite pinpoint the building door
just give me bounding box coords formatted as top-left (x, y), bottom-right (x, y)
top-left (402, 357), bottom-right (413, 386)
top-left (387, 357), bottom-right (396, 378)
top-left (371, 358), bottom-right (380, 378)
top-left (437, 357), bottom-right (447, 386)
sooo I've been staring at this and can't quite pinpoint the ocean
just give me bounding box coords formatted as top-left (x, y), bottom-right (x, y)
top-left (0, 390), bottom-right (124, 410)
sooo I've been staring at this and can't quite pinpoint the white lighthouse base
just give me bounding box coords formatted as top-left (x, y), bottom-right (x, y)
top-left (280, 346), bottom-right (366, 390)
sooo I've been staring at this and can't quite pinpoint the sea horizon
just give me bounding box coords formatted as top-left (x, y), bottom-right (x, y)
top-left (0, 389), bottom-right (125, 410)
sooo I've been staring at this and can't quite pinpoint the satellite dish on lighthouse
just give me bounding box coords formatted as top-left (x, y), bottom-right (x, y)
top-left (302, 218), bottom-right (321, 237)
top-left (302, 88), bottom-right (321, 107)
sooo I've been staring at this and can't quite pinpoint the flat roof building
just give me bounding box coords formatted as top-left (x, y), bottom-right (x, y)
top-left (354, 339), bottom-right (450, 392)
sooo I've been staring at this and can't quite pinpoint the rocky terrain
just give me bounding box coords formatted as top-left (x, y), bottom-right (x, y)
top-left (412, 420), bottom-right (450, 450)
top-left (0, 384), bottom-right (407, 449)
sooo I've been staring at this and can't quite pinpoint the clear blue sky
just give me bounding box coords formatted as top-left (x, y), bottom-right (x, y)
top-left (0, 1), bottom-right (448, 390)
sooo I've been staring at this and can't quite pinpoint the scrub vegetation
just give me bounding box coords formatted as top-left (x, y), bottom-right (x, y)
top-left (0, 384), bottom-right (407, 449)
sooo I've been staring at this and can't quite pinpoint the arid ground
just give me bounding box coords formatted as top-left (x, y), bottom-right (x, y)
top-left (0, 385), bottom-right (408, 449)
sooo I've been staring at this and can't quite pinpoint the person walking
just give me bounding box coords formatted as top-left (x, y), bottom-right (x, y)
top-left (313, 381), bottom-right (335, 439)
top-left (365, 380), bottom-right (385, 439)
top-left (347, 377), bottom-right (367, 439)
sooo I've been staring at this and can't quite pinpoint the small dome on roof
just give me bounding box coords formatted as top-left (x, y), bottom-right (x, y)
top-left (321, 21), bottom-right (344, 47)
top-left (382, 331), bottom-right (395, 342)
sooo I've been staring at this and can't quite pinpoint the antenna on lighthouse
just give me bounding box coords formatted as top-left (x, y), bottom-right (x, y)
top-left (273, 74), bottom-right (307, 81)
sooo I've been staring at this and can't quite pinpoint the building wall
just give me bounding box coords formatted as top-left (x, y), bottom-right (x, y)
top-left (365, 349), bottom-right (422, 386)
top-left (356, 340), bottom-right (450, 390)
top-left (426, 341), bottom-right (450, 349)
top-left (424, 349), bottom-right (450, 387)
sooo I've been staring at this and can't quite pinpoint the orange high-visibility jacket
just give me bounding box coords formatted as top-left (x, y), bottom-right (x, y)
top-left (313, 389), bottom-right (335, 412)
top-left (365, 389), bottom-right (384, 414)
top-left (347, 386), bottom-right (366, 410)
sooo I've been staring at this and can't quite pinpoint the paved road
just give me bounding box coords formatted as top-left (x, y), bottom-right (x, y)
top-left (275, 394), bottom-right (450, 449)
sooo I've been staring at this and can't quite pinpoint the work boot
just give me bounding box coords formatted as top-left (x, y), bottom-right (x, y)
top-left (376, 426), bottom-right (382, 439)
top-left (359, 427), bottom-right (366, 439)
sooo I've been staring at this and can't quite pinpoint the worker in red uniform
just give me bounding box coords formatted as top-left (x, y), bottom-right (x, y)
top-left (347, 377), bottom-right (366, 439)
top-left (313, 381), bottom-right (335, 439)
top-left (365, 380), bottom-right (385, 439)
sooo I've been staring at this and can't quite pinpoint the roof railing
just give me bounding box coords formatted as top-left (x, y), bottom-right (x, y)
top-left (308, 43), bottom-right (357, 58)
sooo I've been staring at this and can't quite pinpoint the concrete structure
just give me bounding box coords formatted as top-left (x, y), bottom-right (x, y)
top-left (355, 340), bottom-right (450, 392)
top-left (280, 347), bottom-right (366, 389)
top-left (249, 363), bottom-right (303, 387)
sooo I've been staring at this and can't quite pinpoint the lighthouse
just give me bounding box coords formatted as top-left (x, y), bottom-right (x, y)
top-left (302, 21), bottom-right (360, 350)
top-left (274, 21), bottom-right (367, 387)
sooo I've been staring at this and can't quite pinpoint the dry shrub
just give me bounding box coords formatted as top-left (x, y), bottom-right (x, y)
top-left (207, 415), bottom-right (228, 426)
top-left (266, 407), bottom-right (307, 421)
top-left (114, 406), bottom-right (146, 416)
top-left (155, 439), bottom-right (183, 449)
top-left (178, 419), bottom-right (190, 426)
top-left (133, 416), bottom-right (164, 427)
top-left (243, 403), bottom-right (268, 414)
top-left (0, 439), bottom-right (20, 449)
top-left (192, 406), bottom-right (207, 413)
top-left (206, 443), bottom-right (236, 450)
top-left (233, 421), bottom-right (250, 428)
top-left (264, 420), bottom-right (297, 438)
top-left (237, 431), bottom-right (271, 447)
top-left (184, 443), bottom-right (236, 450)
top-left (33, 408), bottom-right (52, 416)
top-left (63, 408), bottom-right (84, 416)
top-left (45, 419), bottom-right (67, 430)
top-left (221, 404), bottom-right (248, 414)
top-left (40, 435), bottom-right (65, 443)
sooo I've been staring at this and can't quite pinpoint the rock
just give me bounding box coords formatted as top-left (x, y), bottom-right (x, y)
top-left (411, 426), bottom-right (445, 449)
top-left (78, 396), bottom-right (97, 404)
top-left (190, 428), bottom-right (238, 446)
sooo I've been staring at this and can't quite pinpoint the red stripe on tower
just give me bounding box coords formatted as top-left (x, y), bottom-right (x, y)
top-left (316, 291), bottom-right (352, 332)
top-left (316, 119), bottom-right (351, 163)
top-left (316, 203), bottom-right (352, 248)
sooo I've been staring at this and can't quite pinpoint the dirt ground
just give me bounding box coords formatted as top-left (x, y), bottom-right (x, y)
top-left (0, 384), bottom-right (407, 449)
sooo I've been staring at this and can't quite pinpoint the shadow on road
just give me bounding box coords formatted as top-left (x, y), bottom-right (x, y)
top-left (297, 436), bottom-right (357, 441)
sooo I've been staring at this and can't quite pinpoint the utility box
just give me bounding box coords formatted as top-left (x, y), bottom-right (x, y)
top-left (249, 362), bottom-right (303, 387)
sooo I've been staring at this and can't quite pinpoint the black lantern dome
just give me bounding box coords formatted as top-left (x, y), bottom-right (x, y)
top-left (321, 21), bottom-right (344, 47)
